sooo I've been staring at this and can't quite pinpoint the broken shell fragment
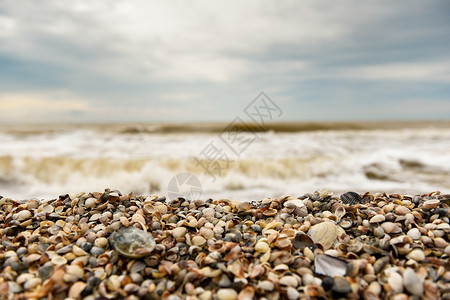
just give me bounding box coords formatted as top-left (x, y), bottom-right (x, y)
top-left (110, 226), bottom-right (155, 258)
top-left (314, 253), bottom-right (347, 277)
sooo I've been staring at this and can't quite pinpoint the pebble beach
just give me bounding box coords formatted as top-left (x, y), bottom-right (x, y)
top-left (0, 190), bottom-right (449, 300)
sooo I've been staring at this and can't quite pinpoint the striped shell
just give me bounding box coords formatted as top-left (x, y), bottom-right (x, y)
top-left (340, 192), bottom-right (361, 205)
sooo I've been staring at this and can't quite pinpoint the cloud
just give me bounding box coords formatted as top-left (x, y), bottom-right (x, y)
top-left (0, 0), bottom-right (449, 122)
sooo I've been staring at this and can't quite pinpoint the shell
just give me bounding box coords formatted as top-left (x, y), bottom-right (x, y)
top-left (369, 214), bottom-right (385, 223)
top-left (406, 249), bottom-right (425, 262)
top-left (69, 281), bottom-right (87, 298)
top-left (314, 253), bottom-right (347, 277)
top-left (109, 226), bottom-right (155, 258)
top-left (403, 267), bottom-right (423, 296)
top-left (307, 221), bottom-right (338, 250)
top-left (387, 271), bottom-right (403, 293)
top-left (340, 192), bottom-right (361, 205)
top-left (381, 222), bottom-right (402, 234)
top-left (423, 199), bottom-right (440, 209)
top-left (217, 288), bottom-right (238, 300)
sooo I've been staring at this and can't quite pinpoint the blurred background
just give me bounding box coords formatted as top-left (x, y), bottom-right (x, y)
top-left (1, 1), bottom-right (449, 200)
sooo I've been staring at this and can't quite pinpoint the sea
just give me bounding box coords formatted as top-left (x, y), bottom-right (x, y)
top-left (1, 121), bottom-right (450, 201)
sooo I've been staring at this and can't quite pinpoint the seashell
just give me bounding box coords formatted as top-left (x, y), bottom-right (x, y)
top-left (217, 288), bottom-right (238, 300)
top-left (333, 205), bottom-right (346, 221)
top-left (437, 222), bottom-right (450, 232)
top-left (238, 286), bottom-right (254, 300)
top-left (275, 238), bottom-right (291, 249)
top-left (200, 227), bottom-right (214, 240)
top-left (407, 228), bottom-right (421, 240)
top-left (255, 241), bottom-right (270, 253)
top-left (339, 219), bottom-right (353, 229)
top-left (307, 221), bottom-right (338, 250)
top-left (109, 226), bottom-right (155, 258)
top-left (403, 267), bottom-right (423, 296)
top-left (286, 286), bottom-right (299, 300)
top-left (305, 284), bottom-right (326, 298)
top-left (23, 278), bottom-right (42, 291)
top-left (262, 221), bottom-right (282, 234)
top-left (15, 210), bottom-right (32, 221)
top-left (370, 214), bottom-right (385, 223)
top-left (51, 256), bottom-right (67, 266)
top-left (85, 198), bottom-right (97, 208)
top-left (72, 245), bottom-right (88, 256)
top-left (66, 265), bottom-right (84, 279)
top-left (279, 275), bottom-right (299, 288)
top-left (172, 227), bottom-right (187, 239)
top-left (387, 271), bottom-right (403, 293)
top-left (304, 247), bottom-right (315, 261)
top-left (340, 192), bottom-right (361, 205)
top-left (381, 222), bottom-right (402, 234)
top-left (94, 237), bottom-right (109, 249)
top-left (293, 232), bottom-right (315, 249)
top-left (285, 199), bottom-right (308, 216)
top-left (260, 250), bottom-right (271, 263)
top-left (155, 204), bottom-right (168, 215)
top-left (192, 235), bottom-right (206, 246)
top-left (423, 199), bottom-right (440, 209)
top-left (395, 206), bottom-right (411, 215)
top-left (262, 208), bottom-right (277, 216)
top-left (69, 281), bottom-right (87, 298)
top-left (314, 253), bottom-right (347, 277)
top-left (434, 237), bottom-right (449, 248)
top-left (256, 280), bottom-right (274, 292)
top-left (406, 249), bottom-right (425, 262)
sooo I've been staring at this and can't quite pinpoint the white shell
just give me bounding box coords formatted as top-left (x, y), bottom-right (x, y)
top-left (308, 221), bottom-right (338, 250)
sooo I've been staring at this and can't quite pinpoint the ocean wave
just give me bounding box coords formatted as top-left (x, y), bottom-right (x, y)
top-left (1, 124), bottom-right (450, 200)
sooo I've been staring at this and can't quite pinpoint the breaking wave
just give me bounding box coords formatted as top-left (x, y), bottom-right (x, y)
top-left (1, 122), bottom-right (450, 201)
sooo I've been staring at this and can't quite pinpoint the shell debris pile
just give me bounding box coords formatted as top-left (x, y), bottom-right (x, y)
top-left (0, 189), bottom-right (449, 299)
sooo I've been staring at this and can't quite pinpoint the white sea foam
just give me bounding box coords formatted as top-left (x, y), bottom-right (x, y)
top-left (1, 124), bottom-right (449, 200)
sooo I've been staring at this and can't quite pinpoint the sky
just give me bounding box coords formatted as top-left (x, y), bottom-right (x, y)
top-left (0, 0), bottom-right (449, 123)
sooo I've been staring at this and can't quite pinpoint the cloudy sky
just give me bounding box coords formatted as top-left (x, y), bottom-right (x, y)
top-left (0, 0), bottom-right (449, 123)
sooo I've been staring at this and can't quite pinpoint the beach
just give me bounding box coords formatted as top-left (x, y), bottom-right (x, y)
top-left (0, 190), bottom-right (449, 299)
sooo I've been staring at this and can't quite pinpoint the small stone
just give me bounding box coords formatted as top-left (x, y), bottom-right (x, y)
top-left (38, 265), bottom-right (54, 280)
top-left (90, 246), bottom-right (105, 256)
